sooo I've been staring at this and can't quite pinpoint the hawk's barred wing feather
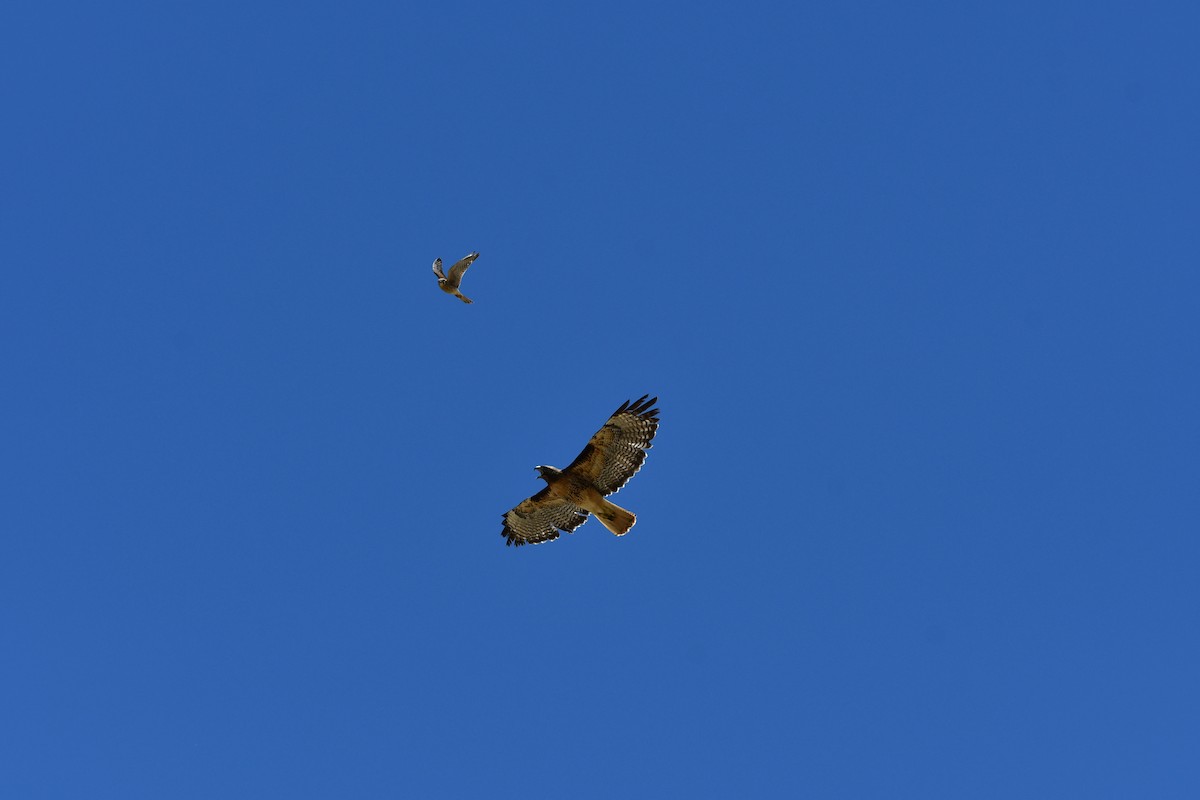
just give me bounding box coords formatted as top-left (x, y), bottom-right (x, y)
top-left (563, 394), bottom-right (659, 495)
top-left (447, 251), bottom-right (479, 283)
top-left (432, 258), bottom-right (446, 280)
top-left (500, 488), bottom-right (590, 547)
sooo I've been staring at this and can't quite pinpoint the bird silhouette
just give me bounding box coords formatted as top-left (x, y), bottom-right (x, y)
top-left (432, 251), bottom-right (480, 304)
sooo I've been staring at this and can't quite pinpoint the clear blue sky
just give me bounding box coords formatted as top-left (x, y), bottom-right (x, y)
top-left (2, 2), bottom-right (1198, 797)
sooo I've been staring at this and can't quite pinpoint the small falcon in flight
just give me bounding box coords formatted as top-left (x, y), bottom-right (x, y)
top-left (500, 395), bottom-right (660, 547)
top-left (432, 251), bottom-right (480, 304)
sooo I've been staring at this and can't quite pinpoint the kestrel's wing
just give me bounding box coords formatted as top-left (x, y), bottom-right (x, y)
top-left (562, 395), bottom-right (660, 495)
top-left (432, 258), bottom-right (446, 280)
top-left (447, 251), bottom-right (479, 283)
top-left (500, 487), bottom-right (590, 547)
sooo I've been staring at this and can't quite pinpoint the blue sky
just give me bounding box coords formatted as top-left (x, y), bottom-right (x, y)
top-left (2, 1), bottom-right (1198, 797)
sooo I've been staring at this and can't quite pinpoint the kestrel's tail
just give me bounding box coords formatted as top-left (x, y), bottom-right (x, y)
top-left (456, 292), bottom-right (473, 304)
top-left (593, 497), bottom-right (636, 536)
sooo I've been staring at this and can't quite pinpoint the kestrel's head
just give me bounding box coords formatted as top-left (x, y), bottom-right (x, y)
top-left (534, 465), bottom-right (562, 482)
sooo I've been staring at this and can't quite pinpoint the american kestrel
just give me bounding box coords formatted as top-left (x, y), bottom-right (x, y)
top-left (432, 251), bottom-right (480, 304)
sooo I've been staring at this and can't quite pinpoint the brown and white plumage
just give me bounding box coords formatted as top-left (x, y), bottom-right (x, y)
top-left (432, 251), bottom-right (479, 304)
top-left (500, 395), bottom-right (660, 547)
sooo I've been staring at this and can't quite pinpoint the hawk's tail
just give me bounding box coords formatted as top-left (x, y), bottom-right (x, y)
top-left (594, 498), bottom-right (636, 536)
top-left (457, 292), bottom-right (474, 304)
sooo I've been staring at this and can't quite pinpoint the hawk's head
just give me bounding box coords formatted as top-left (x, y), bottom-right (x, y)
top-left (534, 465), bottom-right (562, 482)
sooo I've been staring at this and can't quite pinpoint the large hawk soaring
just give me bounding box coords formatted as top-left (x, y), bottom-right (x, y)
top-left (432, 251), bottom-right (480, 304)
top-left (500, 395), bottom-right (660, 547)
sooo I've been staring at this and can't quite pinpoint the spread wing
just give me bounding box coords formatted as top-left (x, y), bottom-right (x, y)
top-left (562, 395), bottom-right (659, 495)
top-left (447, 251), bottom-right (479, 283)
top-left (432, 258), bottom-right (446, 280)
top-left (500, 488), bottom-right (590, 547)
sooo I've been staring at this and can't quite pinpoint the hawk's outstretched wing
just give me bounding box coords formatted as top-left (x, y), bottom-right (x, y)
top-left (500, 488), bottom-right (590, 547)
top-left (447, 251), bottom-right (479, 283)
top-left (562, 395), bottom-right (659, 495)
top-left (432, 258), bottom-right (446, 280)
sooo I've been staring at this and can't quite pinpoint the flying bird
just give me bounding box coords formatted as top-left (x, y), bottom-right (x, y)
top-left (432, 251), bottom-right (480, 304)
top-left (500, 395), bottom-right (660, 547)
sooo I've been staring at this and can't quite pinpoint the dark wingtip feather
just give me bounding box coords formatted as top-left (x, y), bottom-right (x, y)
top-left (625, 394), bottom-right (658, 417)
top-left (613, 394), bottom-right (661, 419)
